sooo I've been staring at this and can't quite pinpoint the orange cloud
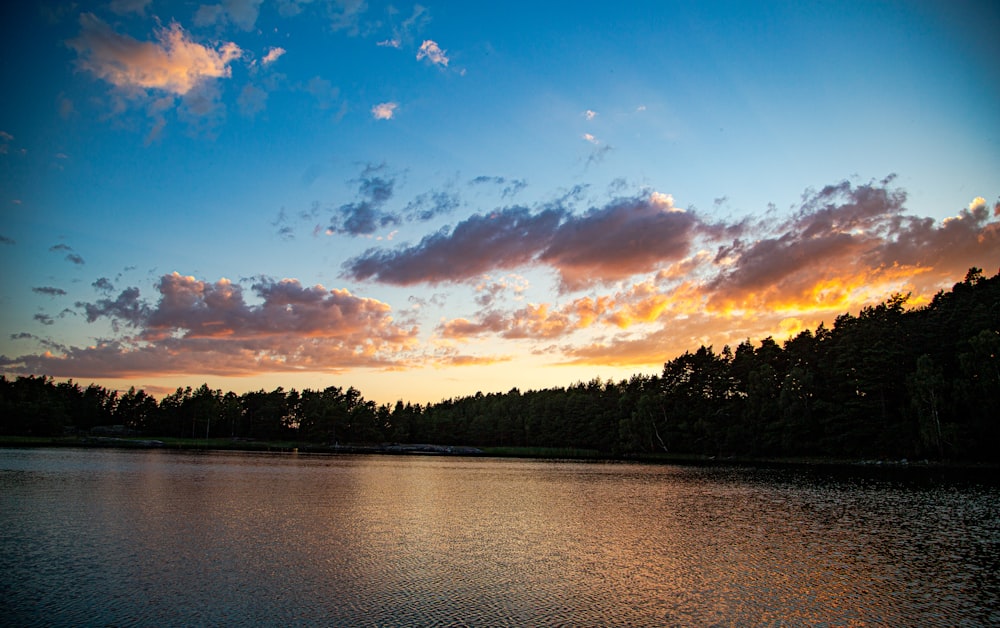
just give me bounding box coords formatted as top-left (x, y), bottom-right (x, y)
top-left (68, 14), bottom-right (241, 96)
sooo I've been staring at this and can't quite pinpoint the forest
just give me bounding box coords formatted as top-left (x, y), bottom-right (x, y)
top-left (2, 268), bottom-right (998, 462)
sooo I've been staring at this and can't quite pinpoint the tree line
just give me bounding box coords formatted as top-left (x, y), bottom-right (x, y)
top-left (2, 268), bottom-right (998, 462)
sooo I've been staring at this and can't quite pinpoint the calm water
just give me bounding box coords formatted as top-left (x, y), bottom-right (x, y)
top-left (1, 448), bottom-right (997, 626)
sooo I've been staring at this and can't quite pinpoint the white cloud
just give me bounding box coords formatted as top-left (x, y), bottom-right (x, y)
top-left (582, 133), bottom-right (599, 145)
top-left (377, 39), bottom-right (401, 48)
top-left (650, 191), bottom-right (681, 212)
top-left (417, 40), bottom-right (449, 66)
top-left (584, 109), bottom-right (597, 120)
top-left (371, 102), bottom-right (398, 120)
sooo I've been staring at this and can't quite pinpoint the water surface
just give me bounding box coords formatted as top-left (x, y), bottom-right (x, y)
top-left (1, 448), bottom-right (997, 626)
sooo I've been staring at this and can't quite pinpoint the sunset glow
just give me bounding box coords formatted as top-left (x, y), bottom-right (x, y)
top-left (1, 1), bottom-right (998, 404)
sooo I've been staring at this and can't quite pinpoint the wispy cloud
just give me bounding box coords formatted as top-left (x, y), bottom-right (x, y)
top-left (32, 286), bottom-right (67, 297)
top-left (194, 0), bottom-right (264, 31)
top-left (469, 176), bottom-right (527, 199)
top-left (109, 0), bottom-right (152, 16)
top-left (328, 164), bottom-right (400, 236)
top-left (50, 243), bottom-right (85, 265)
top-left (328, 0), bottom-right (370, 34)
top-left (417, 40), bottom-right (448, 66)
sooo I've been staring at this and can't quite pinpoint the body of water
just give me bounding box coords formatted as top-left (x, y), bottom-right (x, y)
top-left (1, 448), bottom-right (997, 626)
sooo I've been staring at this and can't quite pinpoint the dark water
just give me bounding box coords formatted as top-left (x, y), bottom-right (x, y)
top-left (1, 448), bottom-right (997, 626)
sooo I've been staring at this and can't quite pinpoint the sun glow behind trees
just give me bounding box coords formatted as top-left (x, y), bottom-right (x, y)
top-left (4, 269), bottom-right (998, 462)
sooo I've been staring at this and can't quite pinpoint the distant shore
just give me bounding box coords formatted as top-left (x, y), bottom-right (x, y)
top-left (2, 435), bottom-right (997, 476)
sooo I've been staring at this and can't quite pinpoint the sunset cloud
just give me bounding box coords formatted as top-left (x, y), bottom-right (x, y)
top-left (5, 272), bottom-right (420, 379)
top-left (68, 14), bottom-right (242, 97)
top-left (704, 180), bottom-right (1000, 314)
top-left (340, 178), bottom-right (1000, 372)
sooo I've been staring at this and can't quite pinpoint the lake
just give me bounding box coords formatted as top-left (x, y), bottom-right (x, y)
top-left (1, 448), bottom-right (997, 626)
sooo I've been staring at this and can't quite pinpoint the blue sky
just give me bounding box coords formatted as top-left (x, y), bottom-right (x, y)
top-left (1, 0), bottom-right (998, 404)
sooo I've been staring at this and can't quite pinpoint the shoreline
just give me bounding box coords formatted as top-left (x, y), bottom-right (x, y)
top-left (1, 434), bottom-right (996, 474)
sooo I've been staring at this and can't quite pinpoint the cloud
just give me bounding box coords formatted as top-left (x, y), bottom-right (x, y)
top-left (417, 40), bottom-right (448, 66)
top-left (194, 0), bottom-right (264, 31)
top-left (262, 47), bottom-right (286, 65)
top-left (344, 191), bottom-right (710, 291)
top-left (582, 133), bottom-right (599, 145)
top-left (469, 176), bottom-right (527, 199)
top-left (543, 194), bottom-right (701, 291)
top-left (701, 179), bottom-right (1000, 314)
top-left (328, 164), bottom-right (400, 236)
top-left (328, 0), bottom-right (369, 34)
top-left (402, 188), bottom-right (461, 222)
top-left (32, 287), bottom-right (67, 297)
top-left (305, 76), bottom-right (340, 110)
top-left (371, 101), bottom-right (398, 120)
top-left (92, 278), bottom-right (115, 293)
top-left (440, 303), bottom-right (573, 341)
top-left (584, 110), bottom-right (598, 121)
top-left (237, 84), bottom-right (268, 117)
top-left (51, 245), bottom-right (86, 265)
top-left (380, 4), bottom-right (429, 49)
top-left (6, 273), bottom-right (420, 379)
top-left (0, 235), bottom-right (15, 245)
top-left (77, 286), bottom-right (148, 325)
top-left (67, 14), bottom-right (242, 97)
top-left (586, 144), bottom-right (613, 168)
top-left (109, 0), bottom-right (151, 15)
top-left (344, 205), bottom-right (567, 285)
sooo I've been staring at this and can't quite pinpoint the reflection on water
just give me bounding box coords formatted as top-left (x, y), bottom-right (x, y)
top-left (1, 448), bottom-right (997, 626)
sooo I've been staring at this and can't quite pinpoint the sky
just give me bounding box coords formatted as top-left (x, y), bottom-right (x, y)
top-left (1, 0), bottom-right (998, 405)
